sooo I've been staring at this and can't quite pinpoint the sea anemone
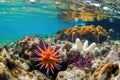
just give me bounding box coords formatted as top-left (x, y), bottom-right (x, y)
top-left (70, 51), bottom-right (93, 69)
top-left (34, 41), bottom-right (61, 74)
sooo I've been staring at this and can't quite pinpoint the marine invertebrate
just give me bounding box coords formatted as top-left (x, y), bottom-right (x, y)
top-left (55, 25), bottom-right (108, 42)
top-left (69, 51), bottom-right (93, 69)
top-left (34, 41), bottom-right (61, 74)
top-left (67, 38), bottom-right (95, 69)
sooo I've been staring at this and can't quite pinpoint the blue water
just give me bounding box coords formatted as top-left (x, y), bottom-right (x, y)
top-left (0, 3), bottom-right (78, 44)
top-left (1, 1), bottom-right (120, 45)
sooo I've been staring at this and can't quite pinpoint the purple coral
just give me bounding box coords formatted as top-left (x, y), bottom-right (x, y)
top-left (70, 52), bottom-right (93, 69)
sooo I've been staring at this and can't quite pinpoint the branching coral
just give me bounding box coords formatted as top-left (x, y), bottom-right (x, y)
top-left (55, 25), bottom-right (108, 42)
top-left (66, 38), bottom-right (95, 70)
top-left (72, 38), bottom-right (96, 54)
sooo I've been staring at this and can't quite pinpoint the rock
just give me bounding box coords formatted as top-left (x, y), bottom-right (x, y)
top-left (0, 47), bottom-right (9, 63)
top-left (0, 62), bottom-right (13, 80)
top-left (90, 48), bottom-right (120, 80)
top-left (90, 62), bottom-right (119, 80)
top-left (56, 64), bottom-right (86, 80)
top-left (14, 36), bottom-right (43, 60)
top-left (105, 48), bottom-right (120, 62)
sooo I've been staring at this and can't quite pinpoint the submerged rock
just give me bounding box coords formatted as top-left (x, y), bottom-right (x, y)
top-left (14, 36), bottom-right (43, 60)
top-left (0, 62), bottom-right (13, 80)
top-left (56, 64), bottom-right (86, 80)
top-left (90, 48), bottom-right (120, 80)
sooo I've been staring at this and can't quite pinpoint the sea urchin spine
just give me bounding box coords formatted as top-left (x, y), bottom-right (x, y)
top-left (34, 41), bottom-right (61, 74)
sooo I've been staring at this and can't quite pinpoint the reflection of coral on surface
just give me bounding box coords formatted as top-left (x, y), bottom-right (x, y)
top-left (55, 25), bottom-right (108, 42)
top-left (60, 11), bottom-right (106, 22)
top-left (34, 41), bottom-right (61, 74)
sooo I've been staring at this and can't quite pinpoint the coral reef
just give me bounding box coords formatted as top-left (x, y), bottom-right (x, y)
top-left (55, 25), bottom-right (108, 42)
top-left (66, 38), bottom-right (95, 70)
top-left (0, 35), bottom-right (120, 80)
top-left (0, 46), bottom-right (49, 80)
top-left (90, 48), bottom-right (120, 80)
top-left (91, 62), bottom-right (120, 80)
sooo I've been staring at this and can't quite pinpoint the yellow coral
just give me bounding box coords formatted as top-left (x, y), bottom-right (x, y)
top-left (55, 25), bottom-right (108, 42)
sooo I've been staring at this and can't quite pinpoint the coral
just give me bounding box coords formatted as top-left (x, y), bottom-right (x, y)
top-left (90, 48), bottom-right (120, 80)
top-left (55, 25), bottom-right (108, 42)
top-left (72, 38), bottom-right (96, 54)
top-left (34, 41), bottom-right (62, 74)
top-left (91, 62), bottom-right (119, 80)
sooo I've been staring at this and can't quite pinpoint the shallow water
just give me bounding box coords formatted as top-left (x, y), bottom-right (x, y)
top-left (0, 1), bottom-right (76, 44)
top-left (0, 0), bottom-right (120, 45)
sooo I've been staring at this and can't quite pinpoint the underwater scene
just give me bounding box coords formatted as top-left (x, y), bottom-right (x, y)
top-left (0, 0), bottom-right (120, 80)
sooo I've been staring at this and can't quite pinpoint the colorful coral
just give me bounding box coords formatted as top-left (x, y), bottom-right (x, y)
top-left (0, 35), bottom-right (120, 80)
top-left (55, 25), bottom-right (108, 42)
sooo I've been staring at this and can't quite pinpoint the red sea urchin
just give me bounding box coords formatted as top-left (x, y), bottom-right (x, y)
top-left (34, 41), bottom-right (61, 74)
